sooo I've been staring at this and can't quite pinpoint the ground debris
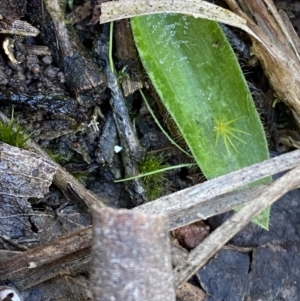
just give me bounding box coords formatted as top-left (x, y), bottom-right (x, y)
top-left (0, 0), bottom-right (39, 36)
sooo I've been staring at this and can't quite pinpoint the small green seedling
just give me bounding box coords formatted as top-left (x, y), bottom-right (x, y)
top-left (72, 172), bottom-right (91, 186)
top-left (0, 109), bottom-right (33, 148)
top-left (46, 149), bottom-right (69, 164)
top-left (117, 66), bottom-right (130, 83)
top-left (214, 115), bottom-right (251, 156)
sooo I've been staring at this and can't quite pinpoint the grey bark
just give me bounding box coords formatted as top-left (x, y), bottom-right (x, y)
top-left (90, 207), bottom-right (175, 301)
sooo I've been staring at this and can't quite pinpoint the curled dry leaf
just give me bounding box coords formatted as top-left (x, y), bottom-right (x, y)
top-left (0, 142), bottom-right (57, 198)
top-left (3, 37), bottom-right (20, 64)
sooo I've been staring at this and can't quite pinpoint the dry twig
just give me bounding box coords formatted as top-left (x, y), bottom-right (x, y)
top-left (90, 208), bottom-right (175, 301)
top-left (174, 164), bottom-right (300, 286)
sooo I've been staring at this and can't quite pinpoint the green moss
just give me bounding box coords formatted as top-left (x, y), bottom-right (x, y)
top-left (0, 110), bottom-right (32, 148)
top-left (138, 153), bottom-right (169, 200)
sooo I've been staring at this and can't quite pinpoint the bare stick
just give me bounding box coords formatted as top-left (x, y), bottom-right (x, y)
top-left (0, 227), bottom-right (92, 290)
top-left (105, 65), bottom-right (148, 205)
top-left (160, 184), bottom-right (270, 230)
top-left (90, 207), bottom-right (175, 301)
top-left (136, 149), bottom-right (300, 219)
top-left (173, 165), bottom-right (300, 286)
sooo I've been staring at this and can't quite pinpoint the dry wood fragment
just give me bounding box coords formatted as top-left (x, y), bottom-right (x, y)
top-left (0, 226), bottom-right (183, 291)
top-left (0, 20), bottom-right (39, 36)
top-left (66, 1), bottom-right (93, 25)
top-left (114, 19), bottom-right (144, 96)
top-left (170, 242), bottom-right (189, 267)
top-left (90, 207), bottom-right (175, 301)
top-left (43, 0), bottom-right (106, 101)
top-left (0, 0), bottom-right (39, 36)
top-left (99, 0), bottom-right (247, 28)
top-left (23, 45), bottom-right (51, 56)
top-left (105, 65), bottom-right (147, 205)
top-left (3, 37), bottom-right (20, 64)
top-left (0, 226), bottom-right (92, 290)
top-left (225, 0), bottom-right (300, 115)
top-left (26, 137), bottom-right (107, 209)
top-left (135, 149), bottom-right (300, 225)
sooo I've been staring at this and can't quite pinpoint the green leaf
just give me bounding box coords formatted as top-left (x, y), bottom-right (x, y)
top-left (131, 14), bottom-right (270, 229)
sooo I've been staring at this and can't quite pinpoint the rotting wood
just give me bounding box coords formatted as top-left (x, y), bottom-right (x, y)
top-left (92, 31), bottom-right (147, 205)
top-left (2, 150), bottom-right (300, 290)
top-left (104, 64), bottom-right (148, 206)
top-left (0, 92), bottom-right (87, 125)
top-left (90, 207), bottom-right (175, 301)
top-left (40, 0), bottom-right (106, 106)
top-left (114, 19), bottom-right (144, 96)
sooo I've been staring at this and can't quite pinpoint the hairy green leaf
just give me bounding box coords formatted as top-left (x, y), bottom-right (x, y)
top-left (131, 14), bottom-right (270, 229)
